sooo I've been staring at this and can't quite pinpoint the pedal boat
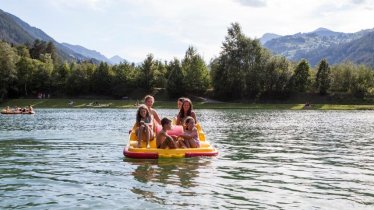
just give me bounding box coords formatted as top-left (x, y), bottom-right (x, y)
top-left (123, 123), bottom-right (218, 159)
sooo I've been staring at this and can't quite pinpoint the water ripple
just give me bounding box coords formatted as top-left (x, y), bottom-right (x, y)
top-left (0, 109), bottom-right (373, 209)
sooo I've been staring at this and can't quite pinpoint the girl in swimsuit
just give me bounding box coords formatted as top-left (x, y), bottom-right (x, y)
top-left (135, 104), bottom-right (154, 148)
top-left (178, 116), bottom-right (200, 148)
top-left (144, 95), bottom-right (161, 125)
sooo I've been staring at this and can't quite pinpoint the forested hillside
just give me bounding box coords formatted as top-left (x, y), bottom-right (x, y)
top-left (1, 17), bottom-right (373, 101)
top-left (263, 27), bottom-right (374, 67)
top-left (0, 9), bottom-right (120, 63)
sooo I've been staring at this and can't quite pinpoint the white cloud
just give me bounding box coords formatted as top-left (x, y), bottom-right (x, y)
top-left (235, 0), bottom-right (267, 7)
top-left (352, 0), bottom-right (366, 4)
top-left (48, 0), bottom-right (113, 12)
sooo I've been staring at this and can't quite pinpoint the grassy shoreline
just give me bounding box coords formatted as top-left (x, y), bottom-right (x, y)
top-left (1, 99), bottom-right (374, 110)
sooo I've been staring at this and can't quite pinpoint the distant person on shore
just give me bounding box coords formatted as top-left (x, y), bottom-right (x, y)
top-left (156, 118), bottom-right (180, 149)
top-left (135, 104), bottom-right (154, 148)
top-left (176, 98), bottom-right (197, 125)
top-left (304, 101), bottom-right (312, 109)
top-left (178, 116), bottom-right (200, 148)
top-left (144, 95), bottom-right (161, 125)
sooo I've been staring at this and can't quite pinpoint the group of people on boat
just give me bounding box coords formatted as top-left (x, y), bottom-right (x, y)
top-left (135, 95), bottom-right (199, 149)
top-left (1, 105), bottom-right (34, 114)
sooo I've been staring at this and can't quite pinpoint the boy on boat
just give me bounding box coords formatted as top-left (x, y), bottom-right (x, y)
top-left (157, 118), bottom-right (185, 149)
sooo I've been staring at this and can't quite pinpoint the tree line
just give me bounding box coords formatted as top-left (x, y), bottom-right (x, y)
top-left (1, 23), bottom-right (374, 101)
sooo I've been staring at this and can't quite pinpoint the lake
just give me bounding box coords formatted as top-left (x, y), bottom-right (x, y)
top-left (0, 109), bottom-right (373, 209)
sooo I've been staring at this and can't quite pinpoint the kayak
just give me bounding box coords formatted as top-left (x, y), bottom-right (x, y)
top-left (1, 110), bottom-right (35, 114)
top-left (123, 123), bottom-right (218, 159)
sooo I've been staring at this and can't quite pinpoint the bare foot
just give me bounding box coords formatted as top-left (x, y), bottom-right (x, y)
top-left (146, 144), bottom-right (150, 149)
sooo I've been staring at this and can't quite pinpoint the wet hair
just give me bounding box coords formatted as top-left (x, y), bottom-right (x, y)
top-left (184, 116), bottom-right (195, 130)
top-left (144, 95), bottom-right (154, 102)
top-left (136, 104), bottom-right (150, 126)
top-left (178, 98), bottom-right (193, 119)
top-left (161, 117), bottom-right (172, 127)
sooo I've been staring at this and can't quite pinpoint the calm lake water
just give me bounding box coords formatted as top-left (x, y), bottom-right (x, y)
top-left (0, 109), bottom-right (373, 209)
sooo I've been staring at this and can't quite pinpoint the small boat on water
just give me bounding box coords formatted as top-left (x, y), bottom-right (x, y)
top-left (1, 110), bottom-right (35, 114)
top-left (123, 123), bottom-right (218, 159)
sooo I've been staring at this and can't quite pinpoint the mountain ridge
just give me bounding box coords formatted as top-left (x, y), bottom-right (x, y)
top-left (262, 27), bottom-right (374, 67)
top-left (0, 9), bottom-right (125, 64)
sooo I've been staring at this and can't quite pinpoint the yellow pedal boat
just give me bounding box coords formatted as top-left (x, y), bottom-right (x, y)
top-left (123, 123), bottom-right (218, 159)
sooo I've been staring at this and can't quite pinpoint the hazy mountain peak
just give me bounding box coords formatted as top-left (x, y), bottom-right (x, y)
top-left (61, 42), bottom-right (110, 63)
top-left (311, 27), bottom-right (340, 37)
top-left (109, 55), bottom-right (125, 64)
top-left (313, 27), bottom-right (333, 33)
top-left (260, 33), bottom-right (282, 44)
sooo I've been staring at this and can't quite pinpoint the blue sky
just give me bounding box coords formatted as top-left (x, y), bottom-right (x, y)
top-left (1, 0), bottom-right (373, 62)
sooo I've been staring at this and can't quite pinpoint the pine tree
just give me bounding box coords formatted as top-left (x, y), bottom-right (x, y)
top-left (292, 59), bottom-right (310, 92)
top-left (182, 46), bottom-right (210, 95)
top-left (166, 58), bottom-right (185, 97)
top-left (316, 59), bottom-right (331, 95)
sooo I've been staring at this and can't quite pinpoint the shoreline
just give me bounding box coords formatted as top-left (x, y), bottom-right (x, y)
top-left (1, 99), bottom-right (374, 110)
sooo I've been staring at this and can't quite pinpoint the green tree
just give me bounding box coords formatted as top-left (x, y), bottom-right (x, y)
top-left (16, 56), bottom-right (35, 96)
top-left (111, 62), bottom-right (138, 97)
top-left (211, 23), bottom-right (247, 99)
top-left (0, 41), bottom-right (18, 99)
top-left (261, 56), bottom-right (292, 98)
top-left (151, 60), bottom-right (167, 89)
top-left (92, 62), bottom-right (112, 95)
top-left (139, 54), bottom-right (157, 91)
top-left (166, 58), bottom-right (185, 97)
top-left (51, 62), bottom-right (71, 96)
top-left (29, 39), bottom-right (47, 60)
top-left (46, 41), bottom-right (60, 65)
top-left (350, 65), bottom-right (374, 98)
top-left (182, 46), bottom-right (210, 95)
top-left (16, 45), bottom-right (31, 58)
top-left (316, 59), bottom-right (331, 95)
top-left (291, 59), bottom-right (310, 92)
top-left (211, 23), bottom-right (271, 99)
top-left (330, 62), bottom-right (355, 92)
top-left (66, 62), bottom-right (95, 96)
top-left (30, 54), bottom-right (54, 94)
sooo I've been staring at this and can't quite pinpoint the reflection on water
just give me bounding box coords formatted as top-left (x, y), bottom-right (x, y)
top-left (127, 158), bottom-right (201, 188)
top-left (125, 158), bottom-right (208, 207)
top-left (0, 109), bottom-right (374, 209)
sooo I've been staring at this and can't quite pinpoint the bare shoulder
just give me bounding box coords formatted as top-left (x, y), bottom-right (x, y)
top-left (191, 111), bottom-right (197, 121)
top-left (191, 111), bottom-right (196, 117)
top-left (151, 108), bottom-right (158, 114)
top-left (157, 130), bottom-right (166, 138)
